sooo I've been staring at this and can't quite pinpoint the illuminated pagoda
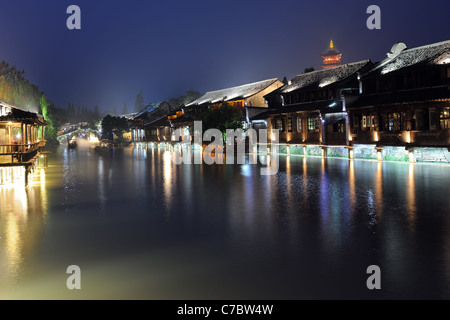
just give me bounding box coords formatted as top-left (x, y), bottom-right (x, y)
top-left (321, 40), bottom-right (342, 69)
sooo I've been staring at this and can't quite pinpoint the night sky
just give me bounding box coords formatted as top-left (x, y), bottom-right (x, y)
top-left (0, 0), bottom-right (448, 112)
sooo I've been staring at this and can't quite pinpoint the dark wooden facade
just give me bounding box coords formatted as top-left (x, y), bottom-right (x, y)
top-left (347, 41), bottom-right (450, 149)
top-left (261, 60), bottom-right (373, 145)
top-left (0, 101), bottom-right (49, 165)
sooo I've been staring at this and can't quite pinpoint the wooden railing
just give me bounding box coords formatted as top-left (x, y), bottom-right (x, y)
top-left (0, 141), bottom-right (42, 163)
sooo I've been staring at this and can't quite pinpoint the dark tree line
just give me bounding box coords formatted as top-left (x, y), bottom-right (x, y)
top-left (166, 90), bottom-right (202, 108)
top-left (67, 102), bottom-right (100, 123)
top-left (0, 60), bottom-right (65, 144)
top-left (101, 115), bottom-right (130, 141)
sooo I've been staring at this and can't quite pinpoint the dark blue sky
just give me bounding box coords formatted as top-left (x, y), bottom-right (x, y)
top-left (0, 0), bottom-right (449, 112)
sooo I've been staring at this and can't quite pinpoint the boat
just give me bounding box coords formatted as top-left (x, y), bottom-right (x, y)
top-left (68, 137), bottom-right (77, 149)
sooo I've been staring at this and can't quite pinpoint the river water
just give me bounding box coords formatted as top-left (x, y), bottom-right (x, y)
top-left (0, 142), bottom-right (449, 299)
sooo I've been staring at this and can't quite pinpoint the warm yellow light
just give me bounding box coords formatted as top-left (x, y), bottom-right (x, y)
top-left (271, 133), bottom-right (276, 141)
top-left (377, 150), bottom-right (383, 161)
top-left (409, 151), bottom-right (415, 163)
top-left (406, 131), bottom-right (411, 144)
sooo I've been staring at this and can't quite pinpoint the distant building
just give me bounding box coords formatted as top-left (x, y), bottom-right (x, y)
top-left (143, 78), bottom-right (284, 143)
top-left (321, 40), bottom-right (342, 69)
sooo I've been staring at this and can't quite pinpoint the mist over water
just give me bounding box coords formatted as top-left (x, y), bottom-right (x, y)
top-left (1, 144), bottom-right (449, 299)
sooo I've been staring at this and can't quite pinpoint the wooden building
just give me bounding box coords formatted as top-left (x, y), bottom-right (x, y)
top-left (347, 40), bottom-right (450, 149)
top-left (0, 100), bottom-right (49, 185)
top-left (260, 60), bottom-right (373, 145)
top-left (143, 78), bottom-right (284, 143)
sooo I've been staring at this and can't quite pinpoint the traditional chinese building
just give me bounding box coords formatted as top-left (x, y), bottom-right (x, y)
top-left (347, 40), bottom-right (450, 161)
top-left (143, 78), bottom-right (284, 144)
top-left (322, 40), bottom-right (342, 69)
top-left (0, 100), bottom-right (49, 185)
top-left (260, 60), bottom-right (373, 146)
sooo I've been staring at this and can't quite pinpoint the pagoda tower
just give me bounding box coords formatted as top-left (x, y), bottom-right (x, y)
top-left (321, 40), bottom-right (342, 69)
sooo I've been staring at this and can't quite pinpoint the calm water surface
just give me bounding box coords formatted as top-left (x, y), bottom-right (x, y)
top-left (0, 143), bottom-right (449, 299)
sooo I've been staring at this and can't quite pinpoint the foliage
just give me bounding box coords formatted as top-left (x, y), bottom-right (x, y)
top-left (66, 102), bottom-right (101, 123)
top-left (0, 60), bottom-right (70, 145)
top-left (0, 61), bottom-right (42, 110)
top-left (122, 103), bottom-right (128, 115)
top-left (167, 90), bottom-right (202, 108)
top-left (101, 115), bottom-right (130, 140)
top-left (194, 102), bottom-right (245, 142)
top-left (45, 104), bottom-right (67, 143)
top-left (134, 89), bottom-right (145, 112)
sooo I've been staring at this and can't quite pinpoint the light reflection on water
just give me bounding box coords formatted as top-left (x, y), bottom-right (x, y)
top-left (0, 145), bottom-right (449, 299)
top-left (0, 170), bottom-right (48, 290)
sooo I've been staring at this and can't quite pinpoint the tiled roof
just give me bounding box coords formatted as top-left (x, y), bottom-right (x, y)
top-left (186, 78), bottom-right (279, 106)
top-left (0, 100), bottom-right (49, 125)
top-left (280, 60), bottom-right (371, 94)
top-left (367, 40), bottom-right (450, 75)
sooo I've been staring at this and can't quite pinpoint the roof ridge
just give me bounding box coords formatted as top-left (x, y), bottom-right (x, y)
top-left (292, 60), bottom-right (370, 79)
top-left (401, 39), bottom-right (450, 53)
top-left (203, 78), bottom-right (278, 95)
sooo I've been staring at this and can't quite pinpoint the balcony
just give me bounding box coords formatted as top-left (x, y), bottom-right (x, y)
top-left (0, 141), bottom-right (43, 165)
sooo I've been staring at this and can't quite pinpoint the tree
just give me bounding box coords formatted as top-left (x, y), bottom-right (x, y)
top-left (134, 89), bottom-right (145, 112)
top-left (0, 59), bottom-right (69, 145)
top-left (304, 66), bottom-right (315, 73)
top-left (184, 90), bottom-right (201, 105)
top-left (122, 103), bottom-right (128, 115)
top-left (194, 102), bottom-right (244, 142)
top-left (282, 76), bottom-right (288, 85)
top-left (94, 105), bottom-right (99, 118)
top-left (101, 115), bottom-right (129, 140)
top-left (167, 90), bottom-right (202, 108)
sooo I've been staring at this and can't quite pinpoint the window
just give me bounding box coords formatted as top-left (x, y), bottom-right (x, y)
top-left (387, 113), bottom-right (401, 132)
top-left (440, 107), bottom-right (450, 130)
top-left (0, 126), bottom-right (7, 145)
top-left (275, 119), bottom-right (284, 132)
top-left (362, 115), bottom-right (375, 129)
top-left (308, 117), bottom-right (319, 132)
top-left (297, 117), bottom-right (302, 132)
top-left (287, 118), bottom-right (292, 132)
top-left (430, 108), bottom-right (439, 130)
top-left (335, 121), bottom-right (345, 133)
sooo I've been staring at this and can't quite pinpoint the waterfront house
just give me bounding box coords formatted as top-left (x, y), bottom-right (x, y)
top-left (347, 40), bottom-right (450, 161)
top-left (143, 78), bottom-right (284, 144)
top-left (260, 60), bottom-right (373, 146)
top-left (0, 100), bottom-right (49, 185)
